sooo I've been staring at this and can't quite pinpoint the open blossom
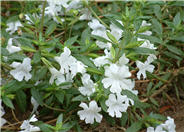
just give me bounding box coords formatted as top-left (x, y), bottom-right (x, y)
top-left (136, 54), bottom-right (157, 80)
top-left (92, 49), bottom-right (112, 67)
top-left (102, 64), bottom-right (134, 93)
top-left (19, 114), bottom-right (40, 132)
top-left (10, 58), bottom-right (32, 81)
top-left (0, 99), bottom-right (6, 127)
top-left (147, 117), bottom-right (176, 132)
top-left (116, 53), bottom-right (129, 66)
top-left (79, 74), bottom-right (96, 96)
top-left (77, 100), bottom-right (102, 124)
top-left (138, 38), bottom-right (157, 50)
top-left (6, 21), bottom-right (23, 34)
top-left (105, 94), bottom-right (134, 118)
top-left (139, 20), bottom-right (152, 36)
top-left (54, 47), bottom-right (86, 77)
top-left (6, 38), bottom-right (21, 54)
top-left (49, 67), bottom-right (73, 86)
top-left (110, 21), bottom-right (123, 41)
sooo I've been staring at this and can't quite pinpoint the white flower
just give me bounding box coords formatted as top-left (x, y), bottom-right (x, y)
top-left (77, 100), bottom-right (102, 124)
top-left (67, 0), bottom-right (82, 11)
top-left (136, 54), bottom-right (156, 80)
top-left (6, 38), bottom-right (21, 54)
top-left (139, 20), bottom-right (152, 36)
top-left (0, 99), bottom-right (6, 127)
top-left (116, 53), bottom-right (129, 66)
top-left (49, 67), bottom-right (66, 85)
top-left (19, 114), bottom-right (40, 132)
top-left (146, 117), bottom-right (176, 132)
top-left (88, 19), bottom-right (106, 37)
top-left (31, 97), bottom-right (39, 115)
top-left (54, 47), bottom-right (76, 73)
top-left (147, 125), bottom-right (165, 132)
top-left (79, 8), bottom-right (92, 20)
top-left (92, 49), bottom-right (112, 67)
top-left (79, 74), bottom-right (96, 96)
top-left (54, 47), bottom-right (87, 77)
top-left (6, 21), bottom-right (23, 35)
top-left (162, 117), bottom-right (176, 132)
top-left (110, 21), bottom-right (123, 41)
top-left (141, 20), bottom-right (151, 27)
top-left (138, 38), bottom-right (157, 50)
top-left (105, 94), bottom-right (134, 118)
top-left (10, 58), bottom-right (32, 81)
top-left (70, 61), bottom-right (87, 78)
top-left (102, 64), bottom-right (134, 93)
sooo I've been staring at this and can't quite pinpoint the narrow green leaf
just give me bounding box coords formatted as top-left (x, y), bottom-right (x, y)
top-left (152, 18), bottom-right (162, 35)
top-left (31, 88), bottom-right (44, 106)
top-left (64, 36), bottom-right (78, 46)
top-left (106, 31), bottom-right (119, 44)
top-left (2, 96), bottom-right (14, 109)
top-left (55, 91), bottom-right (65, 104)
top-left (45, 22), bottom-right (57, 37)
top-left (126, 121), bottom-right (142, 132)
top-left (16, 90), bottom-right (27, 112)
top-left (173, 12), bottom-right (181, 27)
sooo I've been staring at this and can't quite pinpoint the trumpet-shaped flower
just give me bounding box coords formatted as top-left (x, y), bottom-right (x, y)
top-left (19, 114), bottom-right (40, 132)
top-left (102, 64), bottom-right (134, 93)
top-left (6, 21), bottom-right (23, 34)
top-left (10, 58), bottom-right (32, 81)
top-left (78, 100), bottom-right (102, 124)
top-left (105, 94), bottom-right (134, 118)
top-left (92, 49), bottom-right (112, 67)
top-left (49, 67), bottom-right (73, 86)
top-left (6, 38), bottom-right (21, 54)
top-left (110, 21), bottom-right (123, 41)
top-left (136, 54), bottom-right (157, 80)
top-left (79, 74), bottom-right (96, 96)
top-left (0, 99), bottom-right (6, 127)
top-left (138, 38), bottom-right (157, 50)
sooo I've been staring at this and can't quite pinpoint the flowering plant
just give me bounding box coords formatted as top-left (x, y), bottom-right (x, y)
top-left (1, 0), bottom-right (183, 131)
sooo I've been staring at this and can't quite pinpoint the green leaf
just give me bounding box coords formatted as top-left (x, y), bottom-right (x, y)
top-left (33, 52), bottom-right (41, 64)
top-left (150, 97), bottom-right (159, 106)
top-left (45, 22), bottom-right (57, 37)
top-left (64, 36), bottom-right (78, 46)
top-left (21, 46), bottom-right (36, 52)
top-left (152, 18), bottom-right (162, 35)
top-left (86, 67), bottom-right (103, 75)
top-left (72, 95), bottom-right (87, 102)
top-left (91, 35), bottom-right (111, 43)
top-left (154, 5), bottom-right (162, 20)
top-left (173, 12), bottom-right (181, 27)
top-left (99, 96), bottom-right (108, 112)
top-left (56, 113), bottom-right (63, 125)
top-left (2, 96), bottom-right (14, 109)
top-left (31, 88), bottom-right (44, 106)
top-left (110, 47), bottom-right (116, 59)
top-left (128, 47), bottom-right (156, 55)
top-left (120, 112), bottom-right (128, 127)
top-left (34, 66), bottom-right (48, 81)
top-left (166, 45), bottom-right (184, 57)
top-left (74, 55), bottom-right (96, 68)
top-left (106, 31), bottom-right (119, 44)
top-left (34, 121), bottom-right (53, 132)
top-left (126, 121), bottom-right (143, 132)
top-left (55, 91), bottom-right (65, 104)
top-left (15, 90), bottom-right (27, 112)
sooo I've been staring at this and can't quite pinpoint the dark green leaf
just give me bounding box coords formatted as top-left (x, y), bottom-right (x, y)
top-left (45, 22), bottom-right (57, 37)
top-left (126, 121), bottom-right (142, 132)
top-left (16, 90), bottom-right (27, 112)
top-left (31, 88), bottom-right (44, 106)
top-left (2, 96), bottom-right (14, 109)
top-left (55, 91), bottom-right (65, 104)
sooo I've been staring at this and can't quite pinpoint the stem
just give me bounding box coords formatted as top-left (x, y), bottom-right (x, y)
top-left (40, 0), bottom-right (47, 35)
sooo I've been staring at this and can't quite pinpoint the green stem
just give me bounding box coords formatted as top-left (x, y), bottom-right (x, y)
top-left (87, 6), bottom-right (110, 29)
top-left (40, 0), bottom-right (47, 35)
